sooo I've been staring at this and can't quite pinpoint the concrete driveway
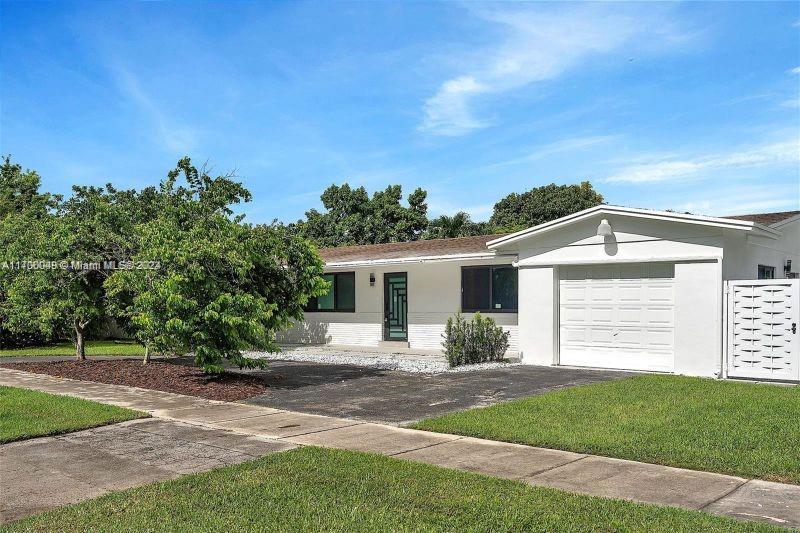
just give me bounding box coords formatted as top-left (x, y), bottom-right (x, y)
top-left (243, 361), bottom-right (633, 423)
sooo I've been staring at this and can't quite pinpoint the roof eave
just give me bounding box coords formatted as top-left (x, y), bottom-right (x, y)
top-left (487, 205), bottom-right (781, 250)
top-left (323, 251), bottom-right (515, 268)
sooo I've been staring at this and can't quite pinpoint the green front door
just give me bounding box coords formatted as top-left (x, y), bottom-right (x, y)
top-left (384, 272), bottom-right (408, 341)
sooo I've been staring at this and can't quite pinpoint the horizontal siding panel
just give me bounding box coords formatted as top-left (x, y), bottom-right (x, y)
top-left (408, 324), bottom-right (519, 353)
top-left (280, 316), bottom-right (518, 355)
top-left (278, 316), bottom-right (381, 347)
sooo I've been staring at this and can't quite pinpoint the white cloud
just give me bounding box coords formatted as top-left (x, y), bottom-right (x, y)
top-left (484, 134), bottom-right (619, 169)
top-left (111, 65), bottom-right (197, 154)
top-left (419, 4), bottom-right (690, 136)
top-left (421, 76), bottom-right (489, 136)
top-left (721, 93), bottom-right (772, 106)
top-left (605, 139), bottom-right (800, 183)
top-left (526, 135), bottom-right (620, 160)
top-left (790, 66), bottom-right (800, 74)
top-left (781, 97), bottom-right (800, 108)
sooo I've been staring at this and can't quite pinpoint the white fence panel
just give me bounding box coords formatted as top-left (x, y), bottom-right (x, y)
top-left (726, 279), bottom-right (799, 382)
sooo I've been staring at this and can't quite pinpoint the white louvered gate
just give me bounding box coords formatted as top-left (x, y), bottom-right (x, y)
top-left (726, 279), bottom-right (799, 382)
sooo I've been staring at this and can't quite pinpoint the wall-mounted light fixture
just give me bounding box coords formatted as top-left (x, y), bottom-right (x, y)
top-left (785, 259), bottom-right (793, 276)
top-left (369, 273), bottom-right (376, 286)
top-left (596, 218), bottom-right (613, 237)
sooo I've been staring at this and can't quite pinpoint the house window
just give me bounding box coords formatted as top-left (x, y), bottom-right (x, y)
top-left (306, 272), bottom-right (356, 312)
top-left (757, 265), bottom-right (775, 280)
top-left (461, 266), bottom-right (518, 312)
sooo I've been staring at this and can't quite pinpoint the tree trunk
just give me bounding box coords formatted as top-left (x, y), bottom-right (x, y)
top-left (143, 344), bottom-right (151, 365)
top-left (75, 321), bottom-right (86, 361)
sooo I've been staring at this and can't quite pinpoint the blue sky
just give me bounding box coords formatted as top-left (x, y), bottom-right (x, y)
top-left (1, 1), bottom-right (798, 223)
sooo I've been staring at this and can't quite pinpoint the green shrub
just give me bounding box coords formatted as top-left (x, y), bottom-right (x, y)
top-left (442, 312), bottom-right (510, 367)
top-left (0, 327), bottom-right (50, 350)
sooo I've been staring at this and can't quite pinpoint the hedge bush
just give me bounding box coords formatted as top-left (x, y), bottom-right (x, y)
top-left (0, 327), bottom-right (49, 350)
top-left (442, 312), bottom-right (510, 367)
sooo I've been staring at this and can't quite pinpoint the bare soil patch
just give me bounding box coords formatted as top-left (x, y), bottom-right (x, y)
top-left (0, 360), bottom-right (271, 402)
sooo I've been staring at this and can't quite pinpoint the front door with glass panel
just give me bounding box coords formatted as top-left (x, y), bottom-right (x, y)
top-left (384, 272), bottom-right (408, 341)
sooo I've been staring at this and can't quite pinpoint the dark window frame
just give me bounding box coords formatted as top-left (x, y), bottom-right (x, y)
top-left (757, 265), bottom-right (776, 280)
top-left (460, 265), bottom-right (518, 313)
top-left (305, 271), bottom-right (356, 312)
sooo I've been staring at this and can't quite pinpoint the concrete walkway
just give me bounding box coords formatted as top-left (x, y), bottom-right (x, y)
top-left (1, 368), bottom-right (798, 529)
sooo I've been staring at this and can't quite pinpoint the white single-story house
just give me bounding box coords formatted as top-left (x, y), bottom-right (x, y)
top-left (280, 205), bottom-right (800, 380)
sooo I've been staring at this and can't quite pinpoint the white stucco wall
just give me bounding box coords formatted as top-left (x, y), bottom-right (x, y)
top-left (514, 215), bottom-right (725, 267)
top-left (673, 260), bottom-right (722, 376)
top-left (517, 266), bottom-right (556, 365)
top-left (278, 257), bottom-right (519, 353)
top-left (508, 213), bottom-right (726, 376)
top-left (722, 218), bottom-right (800, 280)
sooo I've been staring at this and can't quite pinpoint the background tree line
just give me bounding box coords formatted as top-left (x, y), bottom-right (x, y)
top-left (288, 181), bottom-right (604, 247)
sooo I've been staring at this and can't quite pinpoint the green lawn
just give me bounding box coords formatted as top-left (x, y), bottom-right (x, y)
top-left (0, 386), bottom-right (145, 443)
top-left (3, 447), bottom-right (778, 532)
top-left (0, 340), bottom-right (144, 357)
top-left (410, 375), bottom-right (800, 484)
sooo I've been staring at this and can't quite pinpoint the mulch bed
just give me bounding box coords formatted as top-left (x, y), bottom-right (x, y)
top-left (0, 360), bottom-right (273, 402)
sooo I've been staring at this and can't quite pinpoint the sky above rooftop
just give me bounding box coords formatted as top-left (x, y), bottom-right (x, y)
top-left (1, 1), bottom-right (798, 223)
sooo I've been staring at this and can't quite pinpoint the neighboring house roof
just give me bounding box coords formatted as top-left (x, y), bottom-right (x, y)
top-left (487, 205), bottom-right (781, 249)
top-left (318, 234), bottom-right (509, 265)
top-left (725, 210), bottom-right (800, 227)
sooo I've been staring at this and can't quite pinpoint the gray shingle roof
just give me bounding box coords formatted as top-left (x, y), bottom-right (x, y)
top-left (725, 211), bottom-right (800, 226)
top-left (318, 234), bottom-right (508, 263)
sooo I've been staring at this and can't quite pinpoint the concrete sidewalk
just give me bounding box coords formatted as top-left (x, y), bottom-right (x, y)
top-left (1, 418), bottom-right (294, 522)
top-left (1, 367), bottom-right (798, 528)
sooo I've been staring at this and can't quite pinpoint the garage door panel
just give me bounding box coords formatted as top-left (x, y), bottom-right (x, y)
top-left (560, 306), bottom-right (587, 323)
top-left (588, 284), bottom-right (615, 302)
top-left (559, 345), bottom-right (673, 372)
top-left (644, 307), bottom-right (674, 326)
top-left (560, 326), bottom-right (589, 344)
top-left (587, 327), bottom-right (615, 344)
top-left (644, 328), bottom-right (674, 348)
top-left (647, 284), bottom-right (674, 304)
top-left (614, 328), bottom-right (645, 346)
top-left (560, 285), bottom-right (586, 304)
top-left (618, 284), bottom-right (646, 302)
top-left (617, 307), bottom-right (642, 324)
top-left (590, 306), bottom-right (614, 323)
top-left (559, 263), bottom-right (675, 372)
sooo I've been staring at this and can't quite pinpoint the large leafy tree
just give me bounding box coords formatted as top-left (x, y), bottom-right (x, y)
top-left (489, 182), bottom-right (604, 231)
top-left (106, 158), bottom-right (327, 373)
top-left (0, 157), bottom-right (60, 348)
top-left (423, 212), bottom-right (493, 240)
top-left (0, 182), bottom-right (136, 358)
top-left (0, 156), bottom-right (51, 219)
top-left (292, 183), bottom-right (428, 247)
top-left (1, 155), bottom-right (170, 355)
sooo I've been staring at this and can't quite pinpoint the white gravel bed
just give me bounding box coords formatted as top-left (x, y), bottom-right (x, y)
top-left (244, 346), bottom-right (521, 374)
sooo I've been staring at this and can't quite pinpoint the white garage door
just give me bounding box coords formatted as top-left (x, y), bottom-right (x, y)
top-left (559, 263), bottom-right (675, 372)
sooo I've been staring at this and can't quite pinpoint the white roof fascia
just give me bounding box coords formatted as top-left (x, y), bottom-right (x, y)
top-left (515, 254), bottom-right (723, 268)
top-left (324, 251), bottom-right (516, 269)
top-left (487, 205), bottom-right (780, 249)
